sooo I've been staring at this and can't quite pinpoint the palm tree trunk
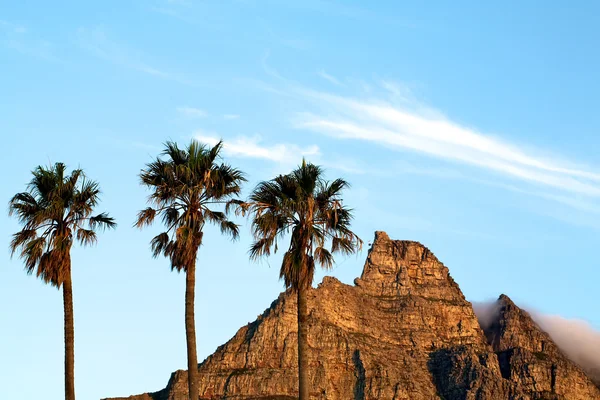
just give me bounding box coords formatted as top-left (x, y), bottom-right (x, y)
top-left (297, 285), bottom-right (309, 400)
top-left (63, 272), bottom-right (76, 400)
top-left (185, 260), bottom-right (199, 400)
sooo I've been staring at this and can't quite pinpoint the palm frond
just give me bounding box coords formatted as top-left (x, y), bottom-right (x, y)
top-left (219, 220), bottom-right (240, 240)
top-left (331, 236), bottom-right (359, 255)
top-left (76, 228), bottom-right (97, 246)
top-left (150, 232), bottom-right (171, 258)
top-left (206, 139), bottom-right (223, 166)
top-left (9, 229), bottom-right (38, 256)
top-left (204, 209), bottom-right (226, 224)
top-left (8, 163), bottom-right (114, 287)
top-left (292, 160), bottom-right (323, 196)
top-left (249, 237), bottom-right (276, 260)
top-left (8, 192), bottom-right (43, 225)
top-left (138, 139), bottom-right (245, 271)
top-left (135, 207), bottom-right (157, 228)
top-left (316, 178), bottom-right (349, 205)
top-left (226, 198), bottom-right (247, 216)
top-left (163, 141), bottom-right (188, 165)
top-left (314, 246), bottom-right (334, 269)
top-left (89, 212), bottom-right (116, 230)
top-left (72, 178), bottom-right (100, 210)
top-left (161, 207), bottom-right (180, 228)
top-left (21, 236), bottom-right (46, 275)
top-left (246, 161), bottom-right (360, 290)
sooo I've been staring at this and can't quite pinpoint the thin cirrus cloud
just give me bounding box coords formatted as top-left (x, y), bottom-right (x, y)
top-left (0, 20), bottom-right (27, 34)
top-left (77, 27), bottom-right (201, 87)
top-left (294, 87), bottom-right (600, 198)
top-left (317, 70), bottom-right (344, 87)
top-left (195, 132), bottom-right (319, 163)
top-left (1, 20), bottom-right (58, 61)
top-left (177, 106), bottom-right (208, 118)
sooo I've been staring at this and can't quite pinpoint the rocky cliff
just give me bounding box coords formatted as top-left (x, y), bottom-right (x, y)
top-left (106, 232), bottom-right (600, 400)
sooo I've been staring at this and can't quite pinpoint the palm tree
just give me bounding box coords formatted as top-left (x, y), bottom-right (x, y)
top-left (244, 160), bottom-right (362, 399)
top-left (8, 162), bottom-right (116, 400)
top-left (135, 140), bottom-right (246, 400)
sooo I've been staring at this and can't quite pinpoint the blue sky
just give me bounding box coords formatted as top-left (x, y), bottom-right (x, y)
top-left (2, 1), bottom-right (600, 399)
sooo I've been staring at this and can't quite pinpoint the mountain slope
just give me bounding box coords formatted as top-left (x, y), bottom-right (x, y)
top-left (482, 294), bottom-right (600, 399)
top-left (106, 232), bottom-right (599, 400)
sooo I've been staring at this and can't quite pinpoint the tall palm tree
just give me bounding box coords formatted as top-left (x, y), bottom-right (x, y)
top-left (244, 160), bottom-right (362, 399)
top-left (8, 162), bottom-right (116, 400)
top-left (135, 140), bottom-right (246, 400)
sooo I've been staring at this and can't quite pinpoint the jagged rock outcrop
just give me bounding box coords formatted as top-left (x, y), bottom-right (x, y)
top-left (482, 295), bottom-right (600, 399)
top-left (106, 232), bottom-right (600, 400)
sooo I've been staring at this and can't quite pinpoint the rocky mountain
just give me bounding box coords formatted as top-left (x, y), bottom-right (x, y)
top-left (106, 232), bottom-right (600, 400)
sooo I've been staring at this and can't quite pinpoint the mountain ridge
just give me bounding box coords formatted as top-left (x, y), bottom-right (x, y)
top-left (105, 232), bottom-right (600, 400)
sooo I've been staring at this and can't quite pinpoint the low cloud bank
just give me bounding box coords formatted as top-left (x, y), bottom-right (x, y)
top-left (473, 301), bottom-right (600, 384)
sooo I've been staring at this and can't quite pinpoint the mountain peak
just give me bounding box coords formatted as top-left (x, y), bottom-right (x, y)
top-left (356, 232), bottom-right (461, 302)
top-left (481, 292), bottom-right (600, 398)
top-left (498, 293), bottom-right (515, 304)
top-left (105, 232), bottom-right (600, 400)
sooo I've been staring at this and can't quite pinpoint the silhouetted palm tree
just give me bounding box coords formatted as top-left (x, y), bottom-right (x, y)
top-left (136, 140), bottom-right (246, 400)
top-left (9, 163), bottom-right (116, 400)
top-left (244, 160), bottom-right (362, 399)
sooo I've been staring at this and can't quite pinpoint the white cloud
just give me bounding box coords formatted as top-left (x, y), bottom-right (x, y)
top-left (261, 50), bottom-right (286, 82)
top-left (474, 302), bottom-right (600, 384)
top-left (195, 132), bottom-right (319, 163)
top-left (532, 312), bottom-right (600, 382)
top-left (0, 20), bottom-right (26, 34)
top-left (77, 27), bottom-right (201, 87)
top-left (0, 20), bottom-right (59, 61)
top-left (317, 70), bottom-right (344, 87)
top-left (223, 114), bottom-right (240, 120)
top-left (294, 87), bottom-right (600, 198)
top-left (177, 106), bottom-right (207, 118)
top-left (378, 80), bottom-right (422, 104)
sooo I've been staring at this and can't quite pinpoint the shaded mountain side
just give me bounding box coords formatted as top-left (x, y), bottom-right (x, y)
top-left (105, 232), bottom-right (600, 400)
top-left (482, 294), bottom-right (600, 398)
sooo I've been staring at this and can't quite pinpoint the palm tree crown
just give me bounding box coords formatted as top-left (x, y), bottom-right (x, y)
top-left (135, 139), bottom-right (246, 269)
top-left (246, 159), bottom-right (363, 290)
top-left (136, 139), bottom-right (245, 400)
top-left (9, 162), bottom-right (116, 287)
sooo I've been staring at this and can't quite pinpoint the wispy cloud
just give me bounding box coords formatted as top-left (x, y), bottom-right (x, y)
top-left (317, 70), bottom-right (344, 87)
top-left (274, 0), bottom-right (417, 27)
top-left (475, 302), bottom-right (600, 384)
top-left (0, 20), bottom-right (26, 34)
top-left (195, 132), bottom-right (319, 163)
top-left (177, 106), bottom-right (207, 118)
top-left (261, 25), bottom-right (312, 51)
top-left (294, 87), bottom-right (600, 198)
top-left (194, 130), bottom-right (368, 176)
top-left (378, 80), bottom-right (423, 104)
top-left (150, 0), bottom-right (193, 18)
top-left (150, 6), bottom-right (194, 23)
top-left (77, 27), bottom-right (202, 87)
top-left (223, 114), bottom-right (240, 120)
top-left (261, 50), bottom-right (286, 82)
top-left (167, 0), bottom-right (192, 5)
top-left (1, 20), bottom-right (57, 61)
top-left (149, 0), bottom-right (228, 29)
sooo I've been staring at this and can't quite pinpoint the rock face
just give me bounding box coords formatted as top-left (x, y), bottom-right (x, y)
top-left (482, 295), bottom-right (600, 399)
top-left (106, 232), bottom-right (600, 400)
